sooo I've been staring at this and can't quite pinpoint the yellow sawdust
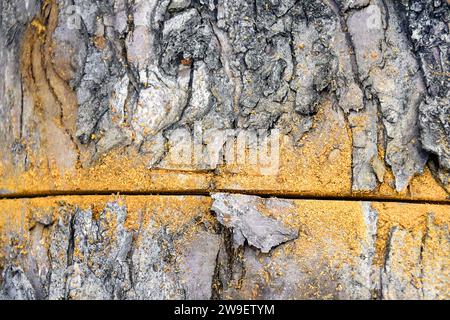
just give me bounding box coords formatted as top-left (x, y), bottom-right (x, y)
top-left (0, 149), bottom-right (213, 195)
top-left (372, 202), bottom-right (450, 266)
top-left (1, 10), bottom-right (449, 202)
top-left (215, 100), bottom-right (353, 196)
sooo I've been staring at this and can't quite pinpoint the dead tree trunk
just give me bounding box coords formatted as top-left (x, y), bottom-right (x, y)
top-left (0, 0), bottom-right (448, 300)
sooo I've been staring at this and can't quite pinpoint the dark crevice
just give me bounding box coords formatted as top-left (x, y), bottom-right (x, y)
top-left (66, 213), bottom-right (75, 270)
top-left (210, 248), bottom-right (222, 300)
top-left (0, 188), bottom-right (449, 204)
top-left (64, 211), bottom-right (75, 300)
top-left (417, 214), bottom-right (431, 299)
top-left (379, 225), bottom-right (397, 299)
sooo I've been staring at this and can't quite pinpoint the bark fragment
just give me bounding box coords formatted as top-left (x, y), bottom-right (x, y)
top-left (211, 193), bottom-right (299, 253)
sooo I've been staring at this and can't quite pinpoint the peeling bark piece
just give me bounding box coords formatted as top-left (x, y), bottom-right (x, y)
top-left (219, 200), bottom-right (381, 300)
top-left (346, 1), bottom-right (430, 191)
top-left (211, 193), bottom-right (299, 253)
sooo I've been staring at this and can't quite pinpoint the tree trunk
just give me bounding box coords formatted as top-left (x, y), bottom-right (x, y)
top-left (0, 0), bottom-right (448, 300)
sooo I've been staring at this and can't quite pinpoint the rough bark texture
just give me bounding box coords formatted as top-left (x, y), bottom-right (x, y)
top-left (0, 195), bottom-right (449, 300)
top-left (0, 0), bottom-right (449, 198)
top-left (0, 0), bottom-right (449, 300)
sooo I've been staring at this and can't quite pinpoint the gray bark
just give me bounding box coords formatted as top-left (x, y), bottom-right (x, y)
top-left (1, 194), bottom-right (448, 300)
top-left (0, 0), bottom-right (448, 192)
top-left (0, 0), bottom-right (449, 300)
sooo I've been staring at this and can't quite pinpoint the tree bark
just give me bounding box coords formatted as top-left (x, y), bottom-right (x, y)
top-left (0, 0), bottom-right (448, 300)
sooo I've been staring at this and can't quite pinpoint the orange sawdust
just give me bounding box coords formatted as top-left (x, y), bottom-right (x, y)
top-left (5, 27), bottom-right (450, 202)
top-left (372, 202), bottom-right (450, 267)
top-left (0, 196), bottom-right (448, 300)
top-left (0, 195), bottom-right (214, 264)
top-left (4, 24), bottom-right (450, 202)
top-left (121, 195), bottom-right (213, 233)
top-left (0, 149), bottom-right (213, 195)
top-left (2, 2), bottom-right (448, 204)
top-left (215, 100), bottom-right (353, 197)
top-left (0, 195), bottom-right (213, 234)
top-left (1, 129), bottom-right (448, 202)
top-left (280, 200), bottom-right (367, 268)
top-left (373, 165), bottom-right (449, 201)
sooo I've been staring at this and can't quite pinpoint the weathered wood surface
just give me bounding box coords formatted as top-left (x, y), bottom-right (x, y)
top-left (0, 195), bottom-right (448, 300)
top-left (0, 0), bottom-right (448, 200)
top-left (0, 0), bottom-right (449, 300)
